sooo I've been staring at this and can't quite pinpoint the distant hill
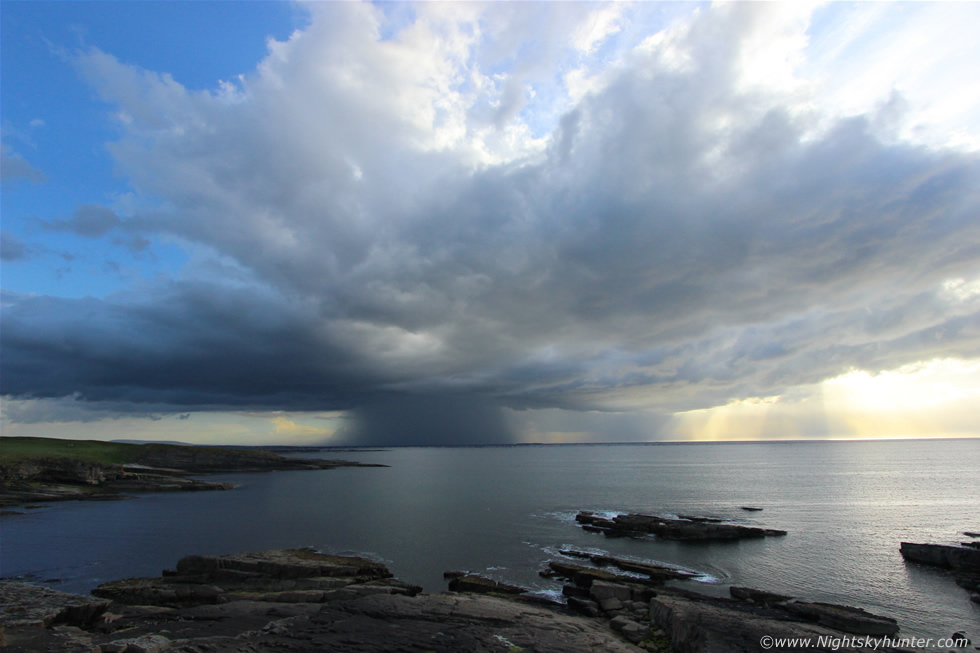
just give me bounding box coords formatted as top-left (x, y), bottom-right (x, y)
top-left (111, 439), bottom-right (197, 446)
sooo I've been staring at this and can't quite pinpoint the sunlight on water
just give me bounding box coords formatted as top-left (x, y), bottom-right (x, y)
top-left (2, 439), bottom-right (978, 640)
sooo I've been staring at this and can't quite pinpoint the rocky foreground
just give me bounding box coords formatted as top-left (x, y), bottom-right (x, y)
top-left (0, 437), bottom-right (385, 507)
top-left (0, 548), bottom-right (931, 653)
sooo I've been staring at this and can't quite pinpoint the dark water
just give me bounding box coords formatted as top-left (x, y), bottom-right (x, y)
top-left (2, 439), bottom-right (978, 639)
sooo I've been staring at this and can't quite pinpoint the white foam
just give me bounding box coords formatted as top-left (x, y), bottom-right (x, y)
top-left (528, 588), bottom-right (565, 602)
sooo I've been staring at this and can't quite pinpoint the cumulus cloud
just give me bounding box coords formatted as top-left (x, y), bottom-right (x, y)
top-left (2, 2), bottom-right (979, 444)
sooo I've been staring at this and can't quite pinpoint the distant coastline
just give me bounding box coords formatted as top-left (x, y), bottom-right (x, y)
top-left (0, 436), bottom-right (386, 508)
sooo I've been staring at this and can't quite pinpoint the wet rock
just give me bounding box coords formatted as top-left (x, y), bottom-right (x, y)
top-left (547, 560), bottom-right (673, 595)
top-left (729, 586), bottom-right (792, 605)
top-left (446, 573), bottom-right (527, 596)
top-left (782, 601), bottom-right (899, 636)
top-left (549, 560), bottom-right (631, 587)
top-left (899, 542), bottom-right (980, 571)
top-left (558, 549), bottom-right (696, 582)
top-left (0, 582), bottom-right (110, 627)
top-left (576, 510), bottom-right (787, 541)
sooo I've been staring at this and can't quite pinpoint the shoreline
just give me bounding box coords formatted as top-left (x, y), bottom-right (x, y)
top-left (0, 437), bottom-right (386, 508)
top-left (0, 547), bottom-right (954, 653)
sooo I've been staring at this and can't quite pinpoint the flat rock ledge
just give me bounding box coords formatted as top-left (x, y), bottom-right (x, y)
top-left (0, 582), bottom-right (110, 628)
top-left (576, 511), bottom-right (787, 541)
top-left (1, 549), bottom-right (916, 653)
top-left (900, 542), bottom-right (980, 604)
top-left (651, 592), bottom-right (909, 653)
top-left (1, 549), bottom-right (641, 653)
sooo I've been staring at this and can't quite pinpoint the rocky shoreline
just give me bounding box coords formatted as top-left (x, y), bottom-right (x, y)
top-left (0, 438), bottom-right (386, 508)
top-left (0, 548), bottom-right (943, 653)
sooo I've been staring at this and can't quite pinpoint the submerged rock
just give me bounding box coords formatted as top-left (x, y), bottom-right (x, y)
top-left (576, 510), bottom-right (787, 541)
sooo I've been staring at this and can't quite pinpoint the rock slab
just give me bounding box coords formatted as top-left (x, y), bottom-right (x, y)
top-left (0, 582), bottom-right (110, 628)
top-left (576, 511), bottom-right (787, 541)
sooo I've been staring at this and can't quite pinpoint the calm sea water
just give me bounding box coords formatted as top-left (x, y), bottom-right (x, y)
top-left (2, 439), bottom-right (978, 640)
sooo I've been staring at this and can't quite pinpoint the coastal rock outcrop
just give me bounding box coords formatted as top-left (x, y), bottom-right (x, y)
top-left (576, 511), bottom-right (787, 541)
top-left (0, 582), bottom-right (110, 628)
top-left (2, 549), bottom-right (645, 653)
top-left (91, 549), bottom-right (411, 607)
top-left (556, 549), bottom-right (697, 583)
top-left (781, 601), bottom-right (899, 636)
top-left (900, 541), bottom-right (980, 603)
top-left (651, 592), bottom-right (906, 653)
top-left (444, 573), bottom-right (528, 596)
top-left (1, 549), bottom-right (923, 653)
top-left (899, 542), bottom-right (980, 571)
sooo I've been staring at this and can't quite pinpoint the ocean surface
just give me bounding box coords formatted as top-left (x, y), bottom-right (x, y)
top-left (2, 438), bottom-right (978, 640)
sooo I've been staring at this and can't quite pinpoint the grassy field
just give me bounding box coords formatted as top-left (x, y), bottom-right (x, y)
top-left (0, 437), bottom-right (141, 465)
top-left (0, 436), bottom-right (286, 468)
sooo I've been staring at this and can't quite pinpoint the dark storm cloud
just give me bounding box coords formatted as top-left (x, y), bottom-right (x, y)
top-left (0, 283), bottom-right (374, 410)
top-left (335, 395), bottom-right (515, 446)
top-left (2, 3), bottom-right (980, 443)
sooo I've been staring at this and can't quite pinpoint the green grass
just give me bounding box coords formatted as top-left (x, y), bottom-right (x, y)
top-left (0, 437), bottom-right (140, 465)
top-left (0, 436), bottom-right (285, 468)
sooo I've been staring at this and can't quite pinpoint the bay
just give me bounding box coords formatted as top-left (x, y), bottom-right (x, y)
top-left (2, 438), bottom-right (978, 640)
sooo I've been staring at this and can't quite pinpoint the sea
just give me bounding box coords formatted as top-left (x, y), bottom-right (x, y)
top-left (2, 438), bottom-right (978, 640)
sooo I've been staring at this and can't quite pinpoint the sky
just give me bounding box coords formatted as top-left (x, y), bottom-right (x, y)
top-left (2, 1), bottom-right (979, 446)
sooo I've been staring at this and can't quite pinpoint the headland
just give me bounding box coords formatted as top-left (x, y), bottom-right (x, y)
top-left (0, 437), bottom-right (385, 508)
